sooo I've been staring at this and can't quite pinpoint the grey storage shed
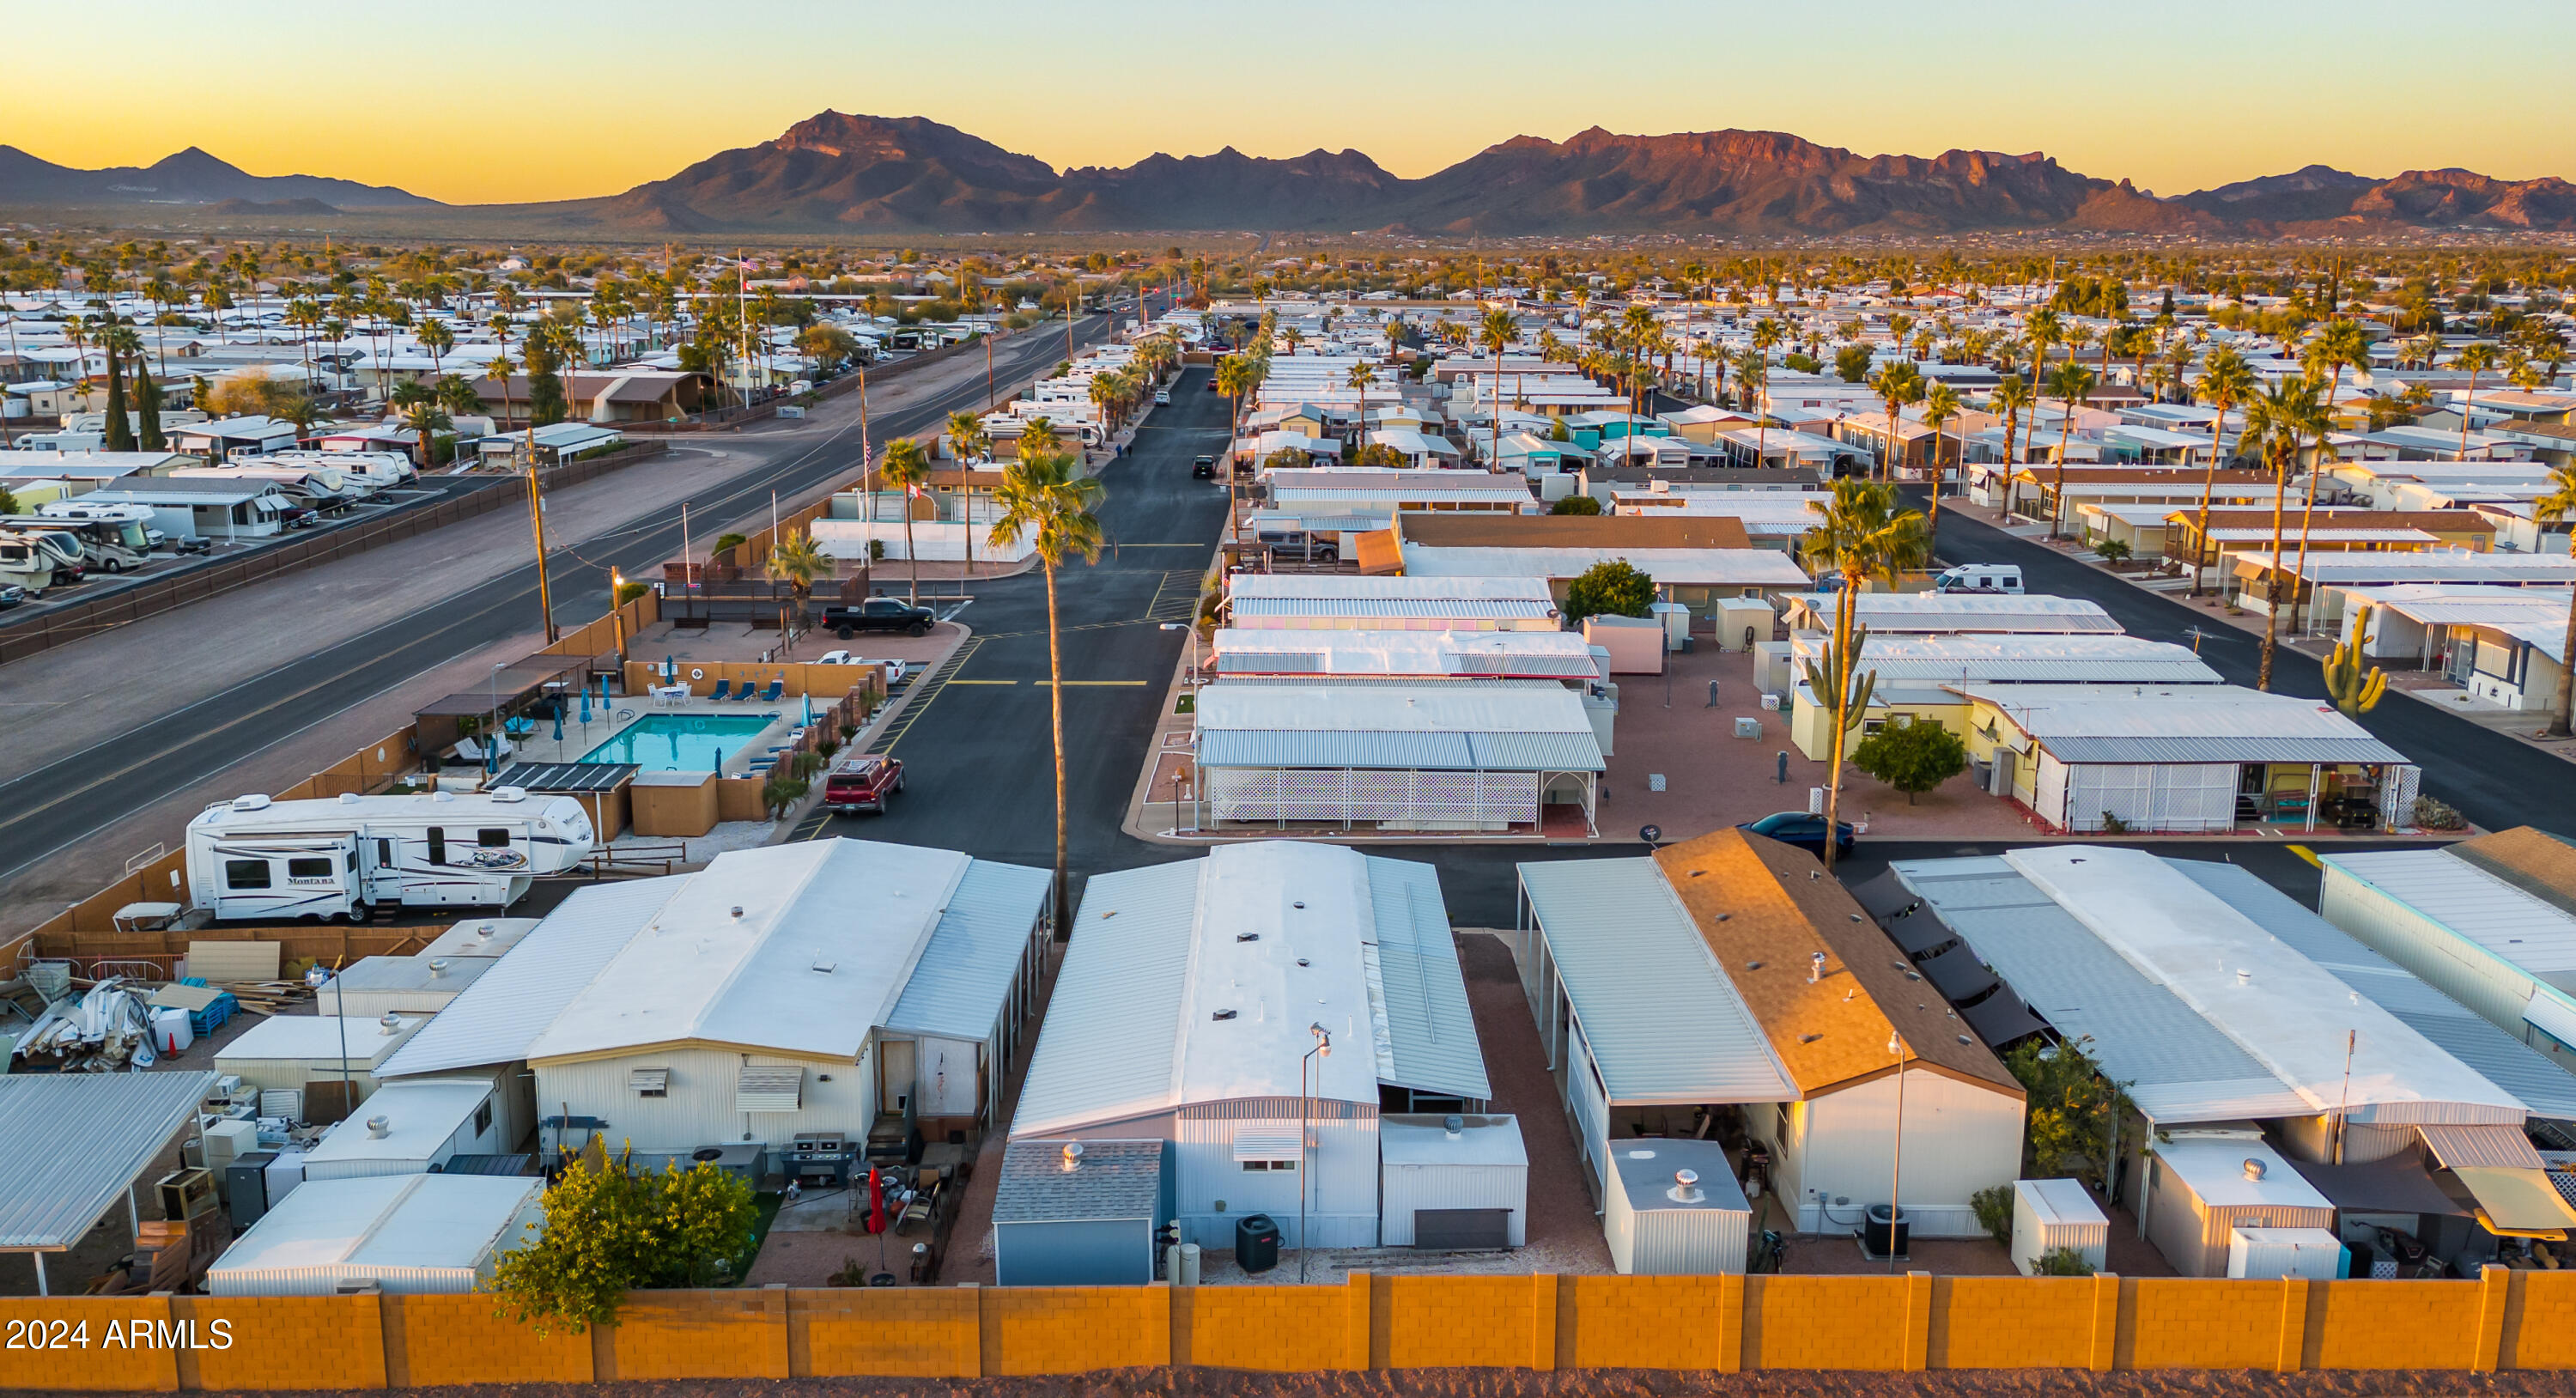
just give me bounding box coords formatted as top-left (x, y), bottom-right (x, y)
top-left (1601, 1137), bottom-right (1752, 1275)
top-left (992, 1139), bottom-right (1169, 1287)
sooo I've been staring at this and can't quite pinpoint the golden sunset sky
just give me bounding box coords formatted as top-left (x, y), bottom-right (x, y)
top-left (10, 0), bottom-right (2571, 205)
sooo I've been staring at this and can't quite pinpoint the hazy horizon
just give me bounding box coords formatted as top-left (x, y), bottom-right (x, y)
top-left (9, 0), bottom-right (2572, 206)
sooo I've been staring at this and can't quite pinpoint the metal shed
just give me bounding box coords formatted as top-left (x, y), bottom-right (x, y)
top-left (314, 954), bottom-right (492, 1017)
top-left (0, 1072), bottom-right (216, 1295)
top-left (2142, 1137), bottom-right (2336, 1278)
top-left (298, 1078), bottom-right (513, 1182)
top-left (2011, 1178), bottom-right (2110, 1276)
top-left (206, 1174), bottom-right (544, 1296)
top-left (1601, 1138), bottom-right (1751, 1274)
top-left (992, 1139), bottom-right (1168, 1287)
top-left (1379, 1115), bottom-right (1528, 1249)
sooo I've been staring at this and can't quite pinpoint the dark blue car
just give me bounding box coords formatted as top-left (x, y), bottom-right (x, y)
top-left (1737, 811), bottom-right (1856, 858)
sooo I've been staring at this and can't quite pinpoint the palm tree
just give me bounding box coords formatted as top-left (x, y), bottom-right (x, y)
top-left (946, 410), bottom-right (991, 583)
top-left (486, 350), bottom-right (517, 439)
top-left (396, 399), bottom-right (453, 474)
top-left (2535, 465), bottom-right (2576, 738)
top-left (987, 447), bottom-right (1105, 925)
top-left (1735, 348), bottom-right (1771, 465)
top-left (2287, 319), bottom-right (2372, 630)
top-left (1919, 381), bottom-right (1962, 528)
top-left (2043, 361), bottom-right (2096, 538)
top-left (434, 372), bottom-right (482, 422)
top-left (2020, 308), bottom-right (2064, 471)
top-left (1346, 360), bottom-right (1377, 458)
top-left (1988, 373), bottom-right (2034, 515)
top-left (2187, 346), bottom-right (2255, 596)
top-left (766, 529), bottom-right (834, 639)
top-left (416, 318), bottom-right (454, 380)
top-left (880, 437), bottom-right (933, 605)
top-left (2244, 378), bottom-right (2327, 691)
top-left (2451, 342), bottom-right (2500, 459)
top-left (1800, 479), bottom-right (1928, 870)
top-left (1479, 307), bottom-right (1516, 467)
top-left (1865, 360), bottom-right (1925, 481)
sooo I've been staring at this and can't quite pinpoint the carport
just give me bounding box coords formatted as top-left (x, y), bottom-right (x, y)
top-left (414, 658), bottom-right (592, 756)
top-left (0, 1073), bottom-right (216, 1294)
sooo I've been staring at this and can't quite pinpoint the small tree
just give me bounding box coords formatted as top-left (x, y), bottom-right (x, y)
top-left (1834, 343), bottom-right (1874, 383)
top-left (2003, 1036), bottom-right (2132, 1188)
top-left (1550, 494), bottom-right (1602, 516)
top-left (2092, 538), bottom-right (2132, 567)
top-left (490, 1150), bottom-right (758, 1334)
top-left (1850, 718), bottom-right (1968, 804)
top-left (1349, 441), bottom-right (1406, 467)
top-left (1563, 558), bottom-right (1655, 623)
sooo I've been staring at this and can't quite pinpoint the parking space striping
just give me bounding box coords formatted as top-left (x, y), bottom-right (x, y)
top-left (861, 637), bottom-right (982, 757)
top-left (1144, 568), bottom-right (1205, 623)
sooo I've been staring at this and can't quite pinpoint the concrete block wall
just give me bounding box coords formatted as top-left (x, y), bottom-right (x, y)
top-left (6, 1267), bottom-right (2574, 1388)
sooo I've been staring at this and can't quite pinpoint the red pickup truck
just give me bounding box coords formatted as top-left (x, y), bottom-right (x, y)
top-left (822, 755), bottom-right (904, 814)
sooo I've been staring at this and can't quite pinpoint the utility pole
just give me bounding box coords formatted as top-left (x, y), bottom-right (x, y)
top-left (524, 445), bottom-right (558, 644)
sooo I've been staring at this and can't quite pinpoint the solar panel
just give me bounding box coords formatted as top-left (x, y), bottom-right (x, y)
top-left (489, 762), bottom-right (637, 793)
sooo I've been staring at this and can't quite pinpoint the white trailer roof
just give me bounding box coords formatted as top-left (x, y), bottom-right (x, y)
top-left (1227, 573), bottom-right (1555, 603)
top-left (1953, 684), bottom-right (2413, 766)
top-left (2324, 848), bottom-right (2576, 986)
top-left (1400, 544), bottom-right (1811, 587)
top-left (1781, 593), bottom-right (2123, 633)
top-left (298, 1079), bottom-right (492, 1170)
top-left (218, 1014), bottom-right (426, 1069)
top-left (1212, 628), bottom-right (1600, 679)
top-left (207, 1175), bottom-right (542, 1294)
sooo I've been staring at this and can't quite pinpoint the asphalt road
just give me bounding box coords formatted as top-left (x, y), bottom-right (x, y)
top-left (0, 303), bottom-right (1146, 881)
top-left (1919, 501), bottom-right (2570, 837)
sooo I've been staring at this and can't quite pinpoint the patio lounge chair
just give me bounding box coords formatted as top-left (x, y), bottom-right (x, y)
top-left (757, 681), bottom-right (785, 702)
top-left (734, 681), bottom-right (762, 702)
top-left (708, 679), bottom-right (734, 701)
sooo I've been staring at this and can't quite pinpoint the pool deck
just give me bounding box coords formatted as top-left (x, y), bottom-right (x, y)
top-left (503, 699), bottom-right (811, 779)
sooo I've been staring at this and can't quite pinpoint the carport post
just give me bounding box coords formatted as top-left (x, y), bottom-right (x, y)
top-left (127, 1185), bottom-right (141, 1241)
top-left (31, 1250), bottom-right (46, 1297)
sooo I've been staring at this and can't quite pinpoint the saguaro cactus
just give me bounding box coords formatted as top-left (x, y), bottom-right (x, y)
top-left (2324, 616), bottom-right (2388, 718)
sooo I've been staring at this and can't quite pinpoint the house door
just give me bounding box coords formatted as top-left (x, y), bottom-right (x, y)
top-left (878, 1039), bottom-right (915, 1115)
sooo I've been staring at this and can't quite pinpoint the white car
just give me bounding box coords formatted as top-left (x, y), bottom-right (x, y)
top-left (816, 649), bottom-right (861, 665)
top-left (1153, 389), bottom-right (1171, 405)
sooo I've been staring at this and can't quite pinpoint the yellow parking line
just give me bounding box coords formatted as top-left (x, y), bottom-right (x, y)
top-left (944, 678), bottom-right (1019, 685)
top-left (1036, 680), bottom-right (1150, 687)
top-left (2285, 843), bottom-right (2321, 867)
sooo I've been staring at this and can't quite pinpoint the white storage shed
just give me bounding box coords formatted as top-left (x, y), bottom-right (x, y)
top-left (297, 1076), bottom-right (518, 1182)
top-left (1601, 1138), bottom-right (1752, 1275)
top-left (2227, 1225), bottom-right (2349, 1279)
top-left (2143, 1137), bottom-right (2336, 1278)
top-left (2011, 1178), bottom-right (2110, 1276)
top-left (215, 1014), bottom-right (426, 1105)
top-left (206, 1174), bottom-right (544, 1296)
top-left (1379, 1115), bottom-right (1528, 1249)
top-left (314, 955), bottom-right (491, 1017)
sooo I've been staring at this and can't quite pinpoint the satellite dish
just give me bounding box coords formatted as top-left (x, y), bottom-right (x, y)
top-left (1640, 824), bottom-right (1662, 847)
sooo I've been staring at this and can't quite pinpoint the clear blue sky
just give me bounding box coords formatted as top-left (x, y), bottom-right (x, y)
top-left (15, 0), bottom-right (2572, 204)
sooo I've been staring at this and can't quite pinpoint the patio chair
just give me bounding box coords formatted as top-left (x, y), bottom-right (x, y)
top-left (734, 681), bottom-right (762, 702)
top-left (757, 681), bottom-right (785, 702)
top-left (708, 679), bottom-right (734, 701)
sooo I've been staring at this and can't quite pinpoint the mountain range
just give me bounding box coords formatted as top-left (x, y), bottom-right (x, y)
top-left (5, 113), bottom-right (2572, 237)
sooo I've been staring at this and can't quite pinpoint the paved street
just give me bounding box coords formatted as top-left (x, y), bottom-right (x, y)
top-left (0, 305), bottom-right (1143, 887)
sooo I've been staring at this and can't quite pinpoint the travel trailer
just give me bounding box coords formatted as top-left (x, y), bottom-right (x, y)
top-left (4, 512), bottom-right (150, 571)
top-left (173, 462), bottom-right (367, 511)
top-left (0, 533), bottom-right (58, 595)
top-left (267, 449), bottom-right (416, 491)
top-left (185, 789), bottom-right (596, 921)
top-left (0, 526), bottom-right (88, 584)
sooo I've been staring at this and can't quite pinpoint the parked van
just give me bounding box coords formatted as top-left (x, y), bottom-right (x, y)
top-left (185, 788), bottom-right (597, 921)
top-left (1932, 563), bottom-right (2025, 595)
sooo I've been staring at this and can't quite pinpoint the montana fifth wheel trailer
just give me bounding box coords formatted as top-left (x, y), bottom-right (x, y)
top-left (185, 789), bottom-right (595, 921)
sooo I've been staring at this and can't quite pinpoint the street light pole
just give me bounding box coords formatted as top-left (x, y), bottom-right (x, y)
top-left (1299, 1024), bottom-right (1331, 1283)
top-left (1886, 1030), bottom-right (1908, 1273)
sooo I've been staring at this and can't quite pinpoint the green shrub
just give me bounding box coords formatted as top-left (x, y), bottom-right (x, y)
top-left (1850, 719), bottom-right (1968, 804)
top-left (1550, 495), bottom-right (1602, 516)
top-left (1971, 1184), bottom-right (2014, 1247)
top-left (2038, 1245), bottom-right (2097, 1276)
top-left (1563, 558), bottom-right (1656, 623)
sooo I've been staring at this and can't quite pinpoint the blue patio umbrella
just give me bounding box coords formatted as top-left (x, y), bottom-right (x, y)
top-left (552, 707), bottom-right (564, 743)
top-left (663, 654), bottom-right (676, 683)
top-left (598, 673), bottom-right (611, 710)
top-left (579, 687), bottom-right (592, 724)
top-left (802, 693), bottom-right (813, 726)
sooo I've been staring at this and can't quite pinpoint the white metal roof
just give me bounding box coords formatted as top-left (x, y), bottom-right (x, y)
top-left (1516, 858), bottom-right (1801, 1106)
top-left (1787, 632), bottom-right (2220, 692)
top-left (1954, 683), bottom-right (2414, 766)
top-left (2324, 848), bottom-right (2576, 988)
top-left (2152, 1138), bottom-right (2333, 1211)
top-left (527, 840), bottom-right (967, 1062)
top-left (1194, 681), bottom-right (1605, 773)
top-left (1380, 1115), bottom-right (1528, 1168)
top-left (206, 1175), bottom-right (542, 1292)
top-left (2233, 550), bottom-right (2576, 585)
top-left (884, 858), bottom-right (1051, 1040)
top-left (1227, 573), bottom-right (1555, 603)
top-left (298, 1079), bottom-right (493, 1170)
top-left (1400, 544), bottom-right (1811, 588)
top-left (0, 1073), bottom-right (215, 1251)
top-left (1211, 628), bottom-right (1601, 679)
top-left (2002, 847), bottom-right (2524, 1124)
top-left (379, 878), bottom-right (680, 1078)
top-left (1013, 842), bottom-right (1489, 1137)
top-left (1782, 593), bottom-right (2123, 633)
top-left (419, 917), bottom-right (543, 960)
top-left (218, 1014), bottom-right (426, 1067)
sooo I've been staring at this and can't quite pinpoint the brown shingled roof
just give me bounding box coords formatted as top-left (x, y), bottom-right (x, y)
top-left (1401, 513), bottom-right (1753, 551)
top-left (1651, 829), bottom-right (2022, 1100)
top-left (2451, 826), bottom-right (2576, 921)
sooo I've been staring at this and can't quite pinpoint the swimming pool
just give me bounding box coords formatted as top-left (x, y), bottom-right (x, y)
top-left (580, 714), bottom-right (778, 772)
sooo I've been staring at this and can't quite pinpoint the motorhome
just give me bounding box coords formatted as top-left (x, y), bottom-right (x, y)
top-left (4, 512), bottom-right (150, 571)
top-left (0, 534), bottom-right (58, 595)
top-left (36, 501), bottom-right (166, 552)
top-left (185, 789), bottom-right (597, 922)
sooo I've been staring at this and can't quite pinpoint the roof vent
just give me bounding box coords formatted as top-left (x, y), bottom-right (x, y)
top-left (731, 906), bottom-right (745, 921)
top-left (427, 958), bottom-right (450, 979)
top-left (1060, 1142), bottom-right (1084, 1171)
top-left (1296, 958), bottom-right (1310, 968)
top-left (473, 923), bottom-right (496, 940)
top-left (366, 1116), bottom-right (390, 1140)
top-left (1212, 1009), bottom-right (1237, 1021)
top-left (1809, 951), bottom-right (1826, 983)
top-left (432, 791), bottom-right (455, 803)
top-left (2235, 969), bottom-right (2251, 987)
top-left (2242, 1158), bottom-right (2267, 1182)
top-left (1236, 933), bottom-right (1260, 942)
top-left (232, 793), bottom-right (271, 811)
top-left (1291, 901), bottom-right (1306, 909)
top-left (339, 792), bottom-right (361, 805)
top-left (811, 961), bottom-right (835, 975)
top-left (1444, 1115), bottom-right (1465, 1138)
top-left (1668, 1168), bottom-right (1705, 1203)
top-left (490, 786), bottom-right (526, 803)
top-left (378, 1013), bottom-right (403, 1035)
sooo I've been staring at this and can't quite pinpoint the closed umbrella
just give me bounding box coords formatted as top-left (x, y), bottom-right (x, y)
top-left (579, 687), bottom-right (592, 724)
top-left (866, 1167), bottom-right (887, 1235)
top-left (551, 707), bottom-right (564, 743)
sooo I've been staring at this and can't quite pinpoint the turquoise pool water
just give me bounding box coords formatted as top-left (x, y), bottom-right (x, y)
top-left (580, 714), bottom-right (778, 771)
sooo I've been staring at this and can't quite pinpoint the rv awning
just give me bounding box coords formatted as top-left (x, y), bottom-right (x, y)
top-left (2452, 1167), bottom-right (2576, 1238)
top-left (2418, 1123), bottom-right (2548, 1171)
top-left (735, 1065), bottom-right (804, 1114)
top-left (2282, 1144), bottom-right (2469, 1217)
top-left (628, 1067), bottom-right (668, 1095)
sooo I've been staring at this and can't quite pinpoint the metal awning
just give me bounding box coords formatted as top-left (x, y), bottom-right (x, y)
top-left (629, 1067), bottom-right (669, 1096)
top-left (0, 1073), bottom-right (216, 1252)
top-left (492, 762), bottom-right (640, 793)
top-left (734, 1065), bottom-right (804, 1114)
top-left (2452, 1166), bottom-right (2576, 1238)
top-left (2420, 1123), bottom-right (2548, 1171)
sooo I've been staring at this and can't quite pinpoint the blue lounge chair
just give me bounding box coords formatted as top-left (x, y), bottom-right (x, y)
top-left (733, 680), bottom-right (761, 702)
top-left (708, 679), bottom-right (734, 702)
top-left (757, 681), bottom-right (785, 702)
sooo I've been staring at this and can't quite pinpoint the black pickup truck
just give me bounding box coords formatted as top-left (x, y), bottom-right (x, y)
top-left (817, 596), bottom-right (936, 638)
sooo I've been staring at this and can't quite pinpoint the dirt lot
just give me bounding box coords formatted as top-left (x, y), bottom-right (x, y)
top-left (56, 1368), bottom-right (2572, 1398)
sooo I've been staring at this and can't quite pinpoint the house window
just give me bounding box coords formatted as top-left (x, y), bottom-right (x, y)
top-left (473, 1100), bottom-right (494, 1136)
top-left (222, 859), bottom-right (271, 890)
top-left (1240, 1158), bottom-right (1297, 1172)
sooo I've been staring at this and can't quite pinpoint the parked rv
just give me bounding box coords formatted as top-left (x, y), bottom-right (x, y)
top-left (4, 514), bottom-right (149, 572)
top-left (185, 788), bottom-right (596, 921)
top-left (1931, 563), bottom-right (2025, 595)
top-left (36, 501), bottom-right (167, 553)
top-left (0, 537), bottom-right (54, 596)
top-left (1, 527), bottom-right (89, 585)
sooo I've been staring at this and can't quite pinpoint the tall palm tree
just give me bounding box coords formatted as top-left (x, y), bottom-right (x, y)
top-left (1479, 307), bottom-right (1516, 467)
top-left (1989, 373), bottom-right (2034, 514)
top-left (2451, 342), bottom-right (2500, 459)
top-left (880, 437), bottom-right (933, 605)
top-left (2287, 319), bottom-right (2372, 630)
top-left (2020, 308), bottom-right (2064, 471)
top-left (1919, 381), bottom-right (1962, 529)
top-left (1346, 360), bottom-right (1377, 458)
top-left (2187, 346), bottom-right (2255, 596)
top-left (766, 529), bottom-right (834, 639)
top-left (396, 400), bottom-right (452, 474)
top-left (485, 350), bottom-right (517, 440)
top-left (2535, 465), bottom-right (2576, 738)
top-left (947, 410), bottom-right (991, 583)
top-left (987, 447), bottom-right (1105, 925)
top-left (1735, 348), bottom-right (1771, 466)
top-left (2043, 361), bottom-right (2096, 538)
top-left (1800, 479), bottom-right (1928, 871)
top-left (2244, 378), bottom-right (2327, 691)
top-left (1865, 360), bottom-right (1925, 481)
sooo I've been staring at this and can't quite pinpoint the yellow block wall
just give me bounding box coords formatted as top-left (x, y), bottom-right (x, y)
top-left (9, 1267), bottom-right (2576, 1387)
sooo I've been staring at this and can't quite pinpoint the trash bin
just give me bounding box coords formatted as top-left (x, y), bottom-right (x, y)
top-left (1863, 1203), bottom-right (1910, 1260)
top-left (1236, 1213), bottom-right (1281, 1273)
